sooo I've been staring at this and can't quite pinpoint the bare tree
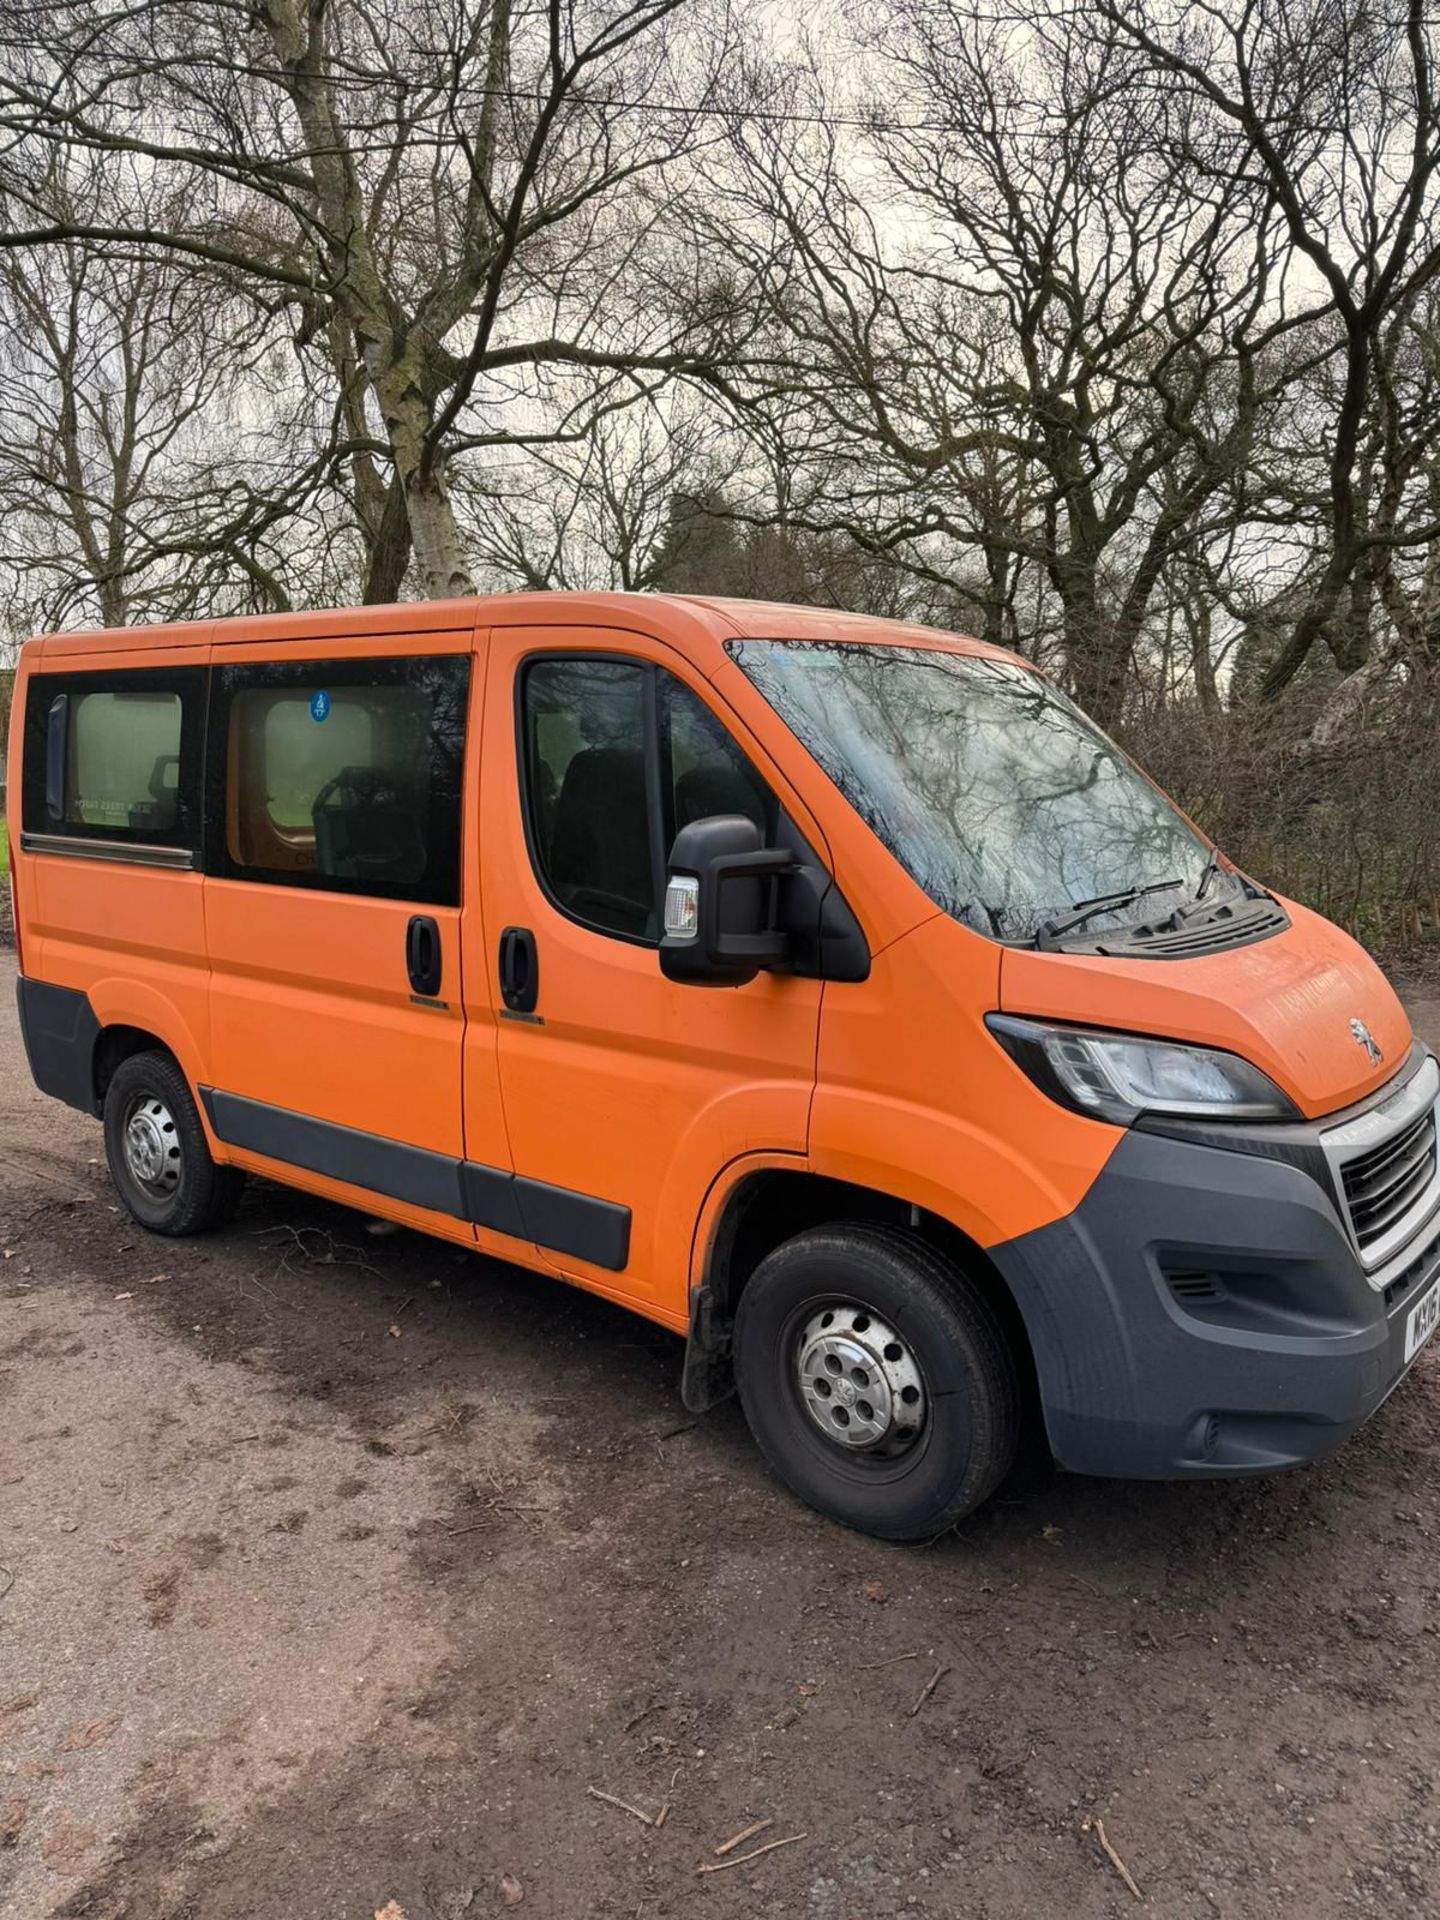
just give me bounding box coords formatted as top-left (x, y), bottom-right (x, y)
top-left (0, 0), bottom-right (747, 600)
top-left (1093, 0), bottom-right (1440, 695)
top-left (0, 153), bottom-right (355, 628)
top-left (456, 405), bottom-right (716, 588)
top-left (704, 2), bottom-right (1305, 726)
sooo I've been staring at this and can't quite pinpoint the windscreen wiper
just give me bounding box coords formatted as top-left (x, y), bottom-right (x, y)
top-left (1036, 878), bottom-right (1183, 950)
top-left (1194, 846), bottom-right (1229, 900)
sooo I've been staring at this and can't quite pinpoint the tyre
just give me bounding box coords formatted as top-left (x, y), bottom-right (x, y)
top-left (733, 1224), bottom-right (1020, 1541)
top-left (103, 1050), bottom-right (245, 1236)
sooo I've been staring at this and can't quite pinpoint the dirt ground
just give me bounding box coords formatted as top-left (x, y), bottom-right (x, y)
top-left (2, 956), bottom-right (1440, 1920)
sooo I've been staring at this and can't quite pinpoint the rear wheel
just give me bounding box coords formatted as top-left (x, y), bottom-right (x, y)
top-left (733, 1224), bottom-right (1019, 1540)
top-left (103, 1051), bottom-right (245, 1236)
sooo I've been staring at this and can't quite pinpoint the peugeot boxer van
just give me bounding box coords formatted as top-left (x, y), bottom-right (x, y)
top-left (8, 595), bottom-right (1438, 1539)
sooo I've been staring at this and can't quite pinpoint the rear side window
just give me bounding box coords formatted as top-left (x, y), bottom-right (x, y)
top-left (207, 655), bottom-right (470, 905)
top-left (21, 667), bottom-right (205, 858)
top-left (520, 656), bottom-right (777, 944)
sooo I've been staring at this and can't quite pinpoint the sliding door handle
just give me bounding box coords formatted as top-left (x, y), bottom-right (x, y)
top-left (406, 915), bottom-right (443, 997)
top-left (498, 926), bottom-right (539, 1014)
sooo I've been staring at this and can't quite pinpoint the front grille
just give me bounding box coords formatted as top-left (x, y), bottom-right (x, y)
top-left (1342, 1108), bottom-right (1438, 1252)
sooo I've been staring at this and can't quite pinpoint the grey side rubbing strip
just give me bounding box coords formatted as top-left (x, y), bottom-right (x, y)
top-left (201, 1087), bottom-right (468, 1217)
top-left (19, 832), bottom-right (197, 870)
top-left (514, 1174), bottom-right (631, 1271)
top-left (459, 1160), bottom-right (528, 1241)
top-left (199, 1087), bottom-right (632, 1271)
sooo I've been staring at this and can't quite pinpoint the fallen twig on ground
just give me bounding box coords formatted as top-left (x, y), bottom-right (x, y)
top-left (714, 1817), bottom-right (773, 1857)
top-left (1083, 1816), bottom-right (1143, 1902)
top-left (413, 1404), bottom-right (468, 1440)
top-left (240, 1268), bottom-right (300, 1311)
top-left (653, 1420), bottom-right (697, 1464)
top-left (907, 1663), bottom-right (950, 1717)
top-left (696, 1833), bottom-right (805, 1875)
top-left (858, 1652), bottom-right (919, 1671)
top-left (587, 1786), bottom-right (658, 1827)
top-left (0, 1566), bottom-right (14, 1603)
top-left (254, 1223), bottom-right (386, 1283)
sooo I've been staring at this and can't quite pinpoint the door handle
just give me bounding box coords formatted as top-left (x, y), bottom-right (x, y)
top-left (406, 914), bottom-right (443, 998)
top-left (498, 926), bottom-right (539, 1014)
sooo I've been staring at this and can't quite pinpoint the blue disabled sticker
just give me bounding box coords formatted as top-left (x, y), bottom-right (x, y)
top-left (310, 689), bottom-right (330, 722)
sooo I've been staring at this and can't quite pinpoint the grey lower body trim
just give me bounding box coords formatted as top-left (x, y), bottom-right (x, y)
top-left (199, 1086), bottom-right (631, 1272)
top-left (989, 1124), bottom-right (1438, 1481)
top-left (16, 976), bottom-right (102, 1115)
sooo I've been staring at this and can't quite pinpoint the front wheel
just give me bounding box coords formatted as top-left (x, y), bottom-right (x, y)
top-left (733, 1224), bottom-right (1020, 1541)
top-left (103, 1051), bottom-right (245, 1236)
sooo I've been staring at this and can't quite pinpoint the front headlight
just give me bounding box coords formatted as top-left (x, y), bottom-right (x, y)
top-left (986, 1014), bottom-right (1300, 1125)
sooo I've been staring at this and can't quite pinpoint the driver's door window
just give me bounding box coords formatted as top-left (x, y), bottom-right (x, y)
top-left (520, 655), bottom-right (777, 945)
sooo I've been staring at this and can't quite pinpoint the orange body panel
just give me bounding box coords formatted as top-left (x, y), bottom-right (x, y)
top-left (1000, 900), bottom-right (1411, 1119)
top-left (198, 619), bottom-right (486, 1247)
top-left (8, 589), bottom-right (1419, 1352)
top-left (475, 618), bottom-right (828, 1325)
top-left (13, 636), bottom-right (214, 1096)
top-left (810, 913), bottom-right (1122, 1249)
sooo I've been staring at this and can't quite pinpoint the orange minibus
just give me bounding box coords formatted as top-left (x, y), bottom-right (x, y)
top-left (8, 594), bottom-right (1437, 1538)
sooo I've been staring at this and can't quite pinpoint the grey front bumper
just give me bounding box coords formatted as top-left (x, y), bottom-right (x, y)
top-left (989, 1102), bottom-right (1440, 1479)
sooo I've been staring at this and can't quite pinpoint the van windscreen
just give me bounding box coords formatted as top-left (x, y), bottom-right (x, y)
top-left (728, 640), bottom-right (1208, 943)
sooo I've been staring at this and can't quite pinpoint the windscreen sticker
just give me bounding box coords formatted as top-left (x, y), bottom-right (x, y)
top-left (310, 690), bottom-right (330, 722)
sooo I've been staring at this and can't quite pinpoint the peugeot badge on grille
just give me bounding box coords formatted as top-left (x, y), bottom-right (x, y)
top-left (1349, 1017), bottom-right (1383, 1067)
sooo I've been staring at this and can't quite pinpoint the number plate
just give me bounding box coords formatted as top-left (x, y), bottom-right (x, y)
top-left (1404, 1275), bottom-right (1440, 1364)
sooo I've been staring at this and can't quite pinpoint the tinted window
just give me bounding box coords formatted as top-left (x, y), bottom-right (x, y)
top-left (729, 640), bottom-right (1206, 942)
top-left (523, 658), bottom-right (655, 939)
top-left (22, 667), bottom-right (205, 852)
top-left (208, 655), bottom-right (470, 905)
top-left (661, 672), bottom-right (777, 845)
top-left (521, 657), bottom-right (776, 944)
top-left (69, 692), bottom-right (181, 833)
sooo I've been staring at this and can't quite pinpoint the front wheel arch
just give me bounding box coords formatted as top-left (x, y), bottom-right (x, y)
top-left (682, 1168), bottom-right (1039, 1423)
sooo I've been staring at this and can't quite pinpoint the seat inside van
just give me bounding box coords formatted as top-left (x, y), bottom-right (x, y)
top-left (311, 765), bottom-right (426, 885)
top-left (548, 745), bottom-right (653, 935)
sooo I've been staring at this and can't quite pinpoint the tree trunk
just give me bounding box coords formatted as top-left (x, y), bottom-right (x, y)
top-left (1185, 595), bottom-right (1220, 714)
top-left (362, 474), bottom-right (413, 603)
top-left (403, 466), bottom-right (475, 600)
top-left (1051, 555), bottom-right (1130, 729)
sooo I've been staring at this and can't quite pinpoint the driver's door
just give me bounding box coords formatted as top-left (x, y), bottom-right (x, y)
top-left (474, 621), bottom-right (824, 1320)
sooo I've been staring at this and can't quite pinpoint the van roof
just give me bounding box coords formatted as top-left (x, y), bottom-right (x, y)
top-left (26, 589), bottom-right (1017, 665)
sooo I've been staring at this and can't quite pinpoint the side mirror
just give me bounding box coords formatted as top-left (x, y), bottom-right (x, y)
top-left (659, 814), bottom-right (794, 986)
